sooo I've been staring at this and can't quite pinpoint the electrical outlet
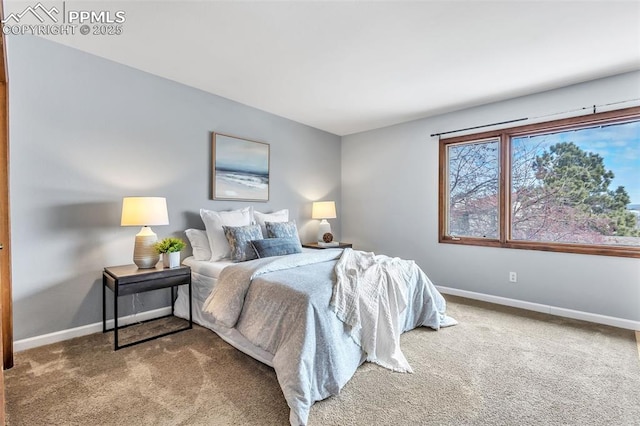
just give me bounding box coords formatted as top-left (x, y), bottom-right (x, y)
top-left (509, 272), bottom-right (517, 283)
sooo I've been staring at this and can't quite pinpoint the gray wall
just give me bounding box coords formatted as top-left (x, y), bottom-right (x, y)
top-left (342, 71), bottom-right (640, 322)
top-left (7, 35), bottom-right (342, 340)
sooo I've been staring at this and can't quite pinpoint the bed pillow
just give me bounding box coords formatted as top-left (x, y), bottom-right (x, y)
top-left (200, 207), bottom-right (253, 261)
top-left (254, 209), bottom-right (289, 237)
top-left (251, 237), bottom-right (302, 258)
top-left (222, 224), bottom-right (263, 262)
top-left (184, 229), bottom-right (211, 261)
top-left (265, 221), bottom-right (300, 240)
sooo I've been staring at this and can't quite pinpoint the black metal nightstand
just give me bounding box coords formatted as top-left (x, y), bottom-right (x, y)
top-left (102, 264), bottom-right (192, 350)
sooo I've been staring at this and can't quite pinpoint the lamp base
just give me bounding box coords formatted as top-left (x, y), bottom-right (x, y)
top-left (317, 219), bottom-right (332, 243)
top-left (133, 226), bottom-right (159, 268)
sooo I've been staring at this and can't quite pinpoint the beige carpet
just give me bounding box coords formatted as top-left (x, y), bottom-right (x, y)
top-left (5, 296), bottom-right (640, 425)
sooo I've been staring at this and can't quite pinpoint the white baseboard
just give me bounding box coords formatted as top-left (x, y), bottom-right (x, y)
top-left (14, 307), bottom-right (173, 352)
top-left (14, 289), bottom-right (640, 352)
top-left (437, 286), bottom-right (640, 331)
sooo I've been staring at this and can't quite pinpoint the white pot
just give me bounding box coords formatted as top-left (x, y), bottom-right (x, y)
top-left (163, 251), bottom-right (181, 269)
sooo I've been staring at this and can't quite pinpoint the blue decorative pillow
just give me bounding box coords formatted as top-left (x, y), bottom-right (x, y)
top-left (265, 221), bottom-right (300, 240)
top-left (222, 224), bottom-right (263, 262)
top-left (251, 237), bottom-right (302, 258)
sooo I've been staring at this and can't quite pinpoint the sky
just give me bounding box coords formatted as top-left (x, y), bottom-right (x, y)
top-left (516, 120), bottom-right (640, 205)
top-left (565, 121), bottom-right (640, 205)
top-left (214, 134), bottom-right (269, 175)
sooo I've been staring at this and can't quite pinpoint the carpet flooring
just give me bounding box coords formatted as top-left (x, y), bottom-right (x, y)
top-left (5, 296), bottom-right (640, 425)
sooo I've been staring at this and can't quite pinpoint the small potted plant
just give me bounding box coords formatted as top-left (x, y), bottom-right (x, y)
top-left (154, 237), bottom-right (186, 269)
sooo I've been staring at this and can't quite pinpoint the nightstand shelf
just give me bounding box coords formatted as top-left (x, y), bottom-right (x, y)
top-left (302, 242), bottom-right (353, 249)
top-left (102, 264), bottom-right (192, 350)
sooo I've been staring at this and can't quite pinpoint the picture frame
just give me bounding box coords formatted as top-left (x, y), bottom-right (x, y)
top-left (211, 132), bottom-right (270, 201)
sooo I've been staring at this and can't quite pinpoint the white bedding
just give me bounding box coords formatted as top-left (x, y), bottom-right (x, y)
top-left (175, 251), bottom-right (454, 426)
top-left (174, 256), bottom-right (275, 366)
top-left (333, 248), bottom-right (413, 372)
top-left (182, 256), bottom-right (233, 279)
top-left (200, 250), bottom-right (365, 425)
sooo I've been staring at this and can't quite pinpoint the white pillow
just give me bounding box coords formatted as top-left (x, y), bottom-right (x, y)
top-left (200, 207), bottom-right (254, 261)
top-left (254, 209), bottom-right (289, 238)
top-left (185, 229), bottom-right (211, 261)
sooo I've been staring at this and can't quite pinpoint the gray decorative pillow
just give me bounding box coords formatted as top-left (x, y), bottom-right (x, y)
top-left (222, 224), bottom-right (263, 262)
top-left (265, 221), bottom-right (300, 240)
top-left (251, 237), bottom-right (302, 258)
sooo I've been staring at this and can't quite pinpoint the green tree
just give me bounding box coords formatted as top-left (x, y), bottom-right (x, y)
top-left (532, 141), bottom-right (638, 237)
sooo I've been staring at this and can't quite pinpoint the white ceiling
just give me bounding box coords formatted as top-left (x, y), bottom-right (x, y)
top-left (15, 0), bottom-right (640, 135)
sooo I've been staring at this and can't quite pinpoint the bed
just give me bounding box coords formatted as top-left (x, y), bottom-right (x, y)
top-left (173, 207), bottom-right (454, 424)
top-left (173, 246), bottom-right (454, 426)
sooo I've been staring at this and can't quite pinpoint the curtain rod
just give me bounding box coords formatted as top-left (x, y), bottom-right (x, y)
top-left (429, 98), bottom-right (640, 138)
top-left (430, 117), bottom-right (527, 137)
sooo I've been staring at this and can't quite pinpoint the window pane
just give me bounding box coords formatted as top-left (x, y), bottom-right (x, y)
top-left (511, 121), bottom-right (640, 247)
top-left (447, 139), bottom-right (499, 238)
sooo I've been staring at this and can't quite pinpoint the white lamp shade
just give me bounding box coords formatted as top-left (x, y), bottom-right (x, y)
top-left (121, 197), bottom-right (169, 226)
top-left (312, 201), bottom-right (337, 219)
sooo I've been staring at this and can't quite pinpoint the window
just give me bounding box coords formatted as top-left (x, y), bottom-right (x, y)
top-left (446, 138), bottom-right (500, 239)
top-left (439, 106), bottom-right (640, 258)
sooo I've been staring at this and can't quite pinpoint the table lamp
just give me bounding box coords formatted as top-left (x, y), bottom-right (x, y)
top-left (312, 201), bottom-right (337, 243)
top-left (121, 197), bottom-right (169, 268)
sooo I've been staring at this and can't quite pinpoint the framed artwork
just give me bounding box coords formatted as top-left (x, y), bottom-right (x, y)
top-left (212, 132), bottom-right (270, 201)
